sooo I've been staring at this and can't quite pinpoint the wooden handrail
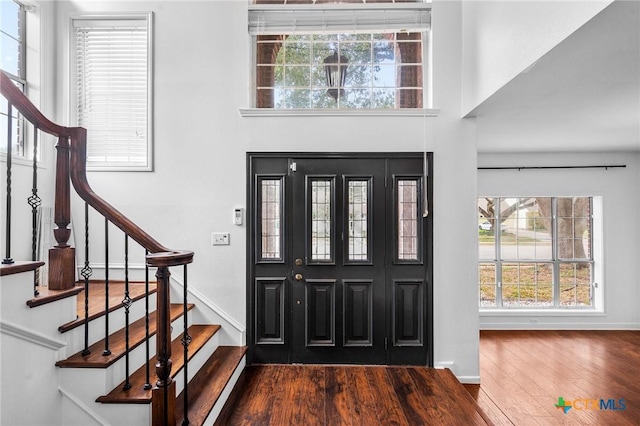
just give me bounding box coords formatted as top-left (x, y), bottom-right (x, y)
top-left (1, 70), bottom-right (192, 425)
top-left (0, 71), bottom-right (192, 260)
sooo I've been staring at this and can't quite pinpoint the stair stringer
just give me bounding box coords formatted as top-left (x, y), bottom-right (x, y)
top-left (202, 355), bottom-right (246, 426)
top-left (170, 275), bottom-right (246, 347)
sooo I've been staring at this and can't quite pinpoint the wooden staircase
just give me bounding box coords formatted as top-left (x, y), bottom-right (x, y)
top-left (1, 70), bottom-right (247, 425)
top-left (8, 264), bottom-right (246, 425)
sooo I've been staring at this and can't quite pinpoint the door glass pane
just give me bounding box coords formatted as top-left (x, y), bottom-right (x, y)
top-left (260, 178), bottom-right (283, 260)
top-left (311, 179), bottom-right (333, 262)
top-left (347, 180), bottom-right (369, 262)
top-left (397, 179), bottom-right (419, 261)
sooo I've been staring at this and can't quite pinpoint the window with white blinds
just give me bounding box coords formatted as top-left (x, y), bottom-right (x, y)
top-left (72, 14), bottom-right (153, 171)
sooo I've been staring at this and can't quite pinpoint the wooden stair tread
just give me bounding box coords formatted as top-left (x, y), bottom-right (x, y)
top-left (175, 346), bottom-right (247, 426)
top-left (58, 281), bottom-right (157, 333)
top-left (0, 260), bottom-right (44, 276)
top-left (27, 285), bottom-right (83, 308)
top-left (97, 324), bottom-right (221, 404)
top-left (56, 304), bottom-right (194, 368)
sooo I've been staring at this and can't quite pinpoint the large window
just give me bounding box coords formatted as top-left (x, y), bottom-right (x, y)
top-left (1, 0), bottom-right (26, 157)
top-left (71, 14), bottom-right (153, 171)
top-left (478, 197), bottom-right (596, 309)
top-left (249, 2), bottom-right (430, 109)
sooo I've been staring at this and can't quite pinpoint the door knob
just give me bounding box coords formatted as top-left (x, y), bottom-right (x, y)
top-left (294, 273), bottom-right (303, 281)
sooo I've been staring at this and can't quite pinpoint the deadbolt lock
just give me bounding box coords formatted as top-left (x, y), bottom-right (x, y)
top-left (295, 258), bottom-right (303, 266)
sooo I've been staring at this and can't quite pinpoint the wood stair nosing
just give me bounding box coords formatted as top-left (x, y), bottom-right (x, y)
top-left (175, 346), bottom-right (248, 426)
top-left (26, 285), bottom-right (84, 308)
top-left (0, 260), bottom-right (44, 276)
top-left (58, 282), bottom-right (158, 333)
top-left (96, 324), bottom-right (222, 404)
top-left (55, 303), bottom-right (194, 368)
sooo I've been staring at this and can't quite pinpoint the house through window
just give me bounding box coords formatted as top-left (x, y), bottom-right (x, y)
top-left (249, 1), bottom-right (431, 109)
top-left (478, 197), bottom-right (598, 309)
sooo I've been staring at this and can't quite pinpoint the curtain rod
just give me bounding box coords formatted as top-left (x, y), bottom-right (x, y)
top-left (478, 165), bottom-right (626, 171)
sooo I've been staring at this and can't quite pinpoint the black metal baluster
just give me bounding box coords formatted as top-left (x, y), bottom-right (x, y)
top-left (122, 234), bottom-right (132, 390)
top-left (81, 202), bottom-right (92, 355)
top-left (28, 127), bottom-right (41, 296)
top-left (181, 264), bottom-right (191, 426)
top-left (103, 218), bottom-right (111, 356)
top-left (144, 249), bottom-right (151, 390)
top-left (3, 104), bottom-right (14, 265)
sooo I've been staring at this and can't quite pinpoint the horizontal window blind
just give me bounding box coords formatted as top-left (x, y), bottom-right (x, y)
top-left (248, 4), bottom-right (431, 35)
top-left (74, 16), bottom-right (151, 170)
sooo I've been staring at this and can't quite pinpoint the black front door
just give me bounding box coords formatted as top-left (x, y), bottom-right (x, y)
top-left (248, 153), bottom-right (432, 366)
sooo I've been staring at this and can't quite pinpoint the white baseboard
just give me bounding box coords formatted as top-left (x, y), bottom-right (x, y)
top-left (480, 322), bottom-right (640, 330)
top-left (456, 376), bottom-right (481, 384)
top-left (58, 385), bottom-right (109, 426)
top-left (170, 275), bottom-right (246, 346)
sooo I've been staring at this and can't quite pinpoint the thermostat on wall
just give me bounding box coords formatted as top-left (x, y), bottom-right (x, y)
top-left (234, 208), bottom-right (243, 225)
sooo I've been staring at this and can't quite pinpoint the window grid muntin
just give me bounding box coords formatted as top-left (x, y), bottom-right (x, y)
top-left (478, 197), bottom-right (594, 309)
top-left (345, 177), bottom-right (371, 263)
top-left (308, 177), bottom-right (335, 263)
top-left (258, 176), bottom-right (285, 262)
top-left (256, 33), bottom-right (422, 109)
top-left (396, 177), bottom-right (421, 262)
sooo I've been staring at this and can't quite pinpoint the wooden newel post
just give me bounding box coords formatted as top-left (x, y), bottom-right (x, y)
top-left (152, 265), bottom-right (176, 426)
top-left (49, 135), bottom-right (75, 290)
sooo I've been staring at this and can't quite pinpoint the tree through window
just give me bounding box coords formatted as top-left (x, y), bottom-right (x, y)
top-left (249, 1), bottom-right (430, 109)
top-left (478, 197), bottom-right (595, 309)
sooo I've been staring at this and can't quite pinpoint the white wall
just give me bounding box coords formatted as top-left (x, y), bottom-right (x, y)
top-left (51, 0), bottom-right (481, 381)
top-left (478, 152), bottom-right (640, 329)
top-left (461, 0), bottom-right (612, 116)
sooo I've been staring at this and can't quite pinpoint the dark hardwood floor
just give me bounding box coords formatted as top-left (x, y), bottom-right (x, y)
top-left (219, 331), bottom-right (640, 425)
top-left (466, 330), bottom-right (640, 426)
top-left (217, 365), bottom-right (490, 425)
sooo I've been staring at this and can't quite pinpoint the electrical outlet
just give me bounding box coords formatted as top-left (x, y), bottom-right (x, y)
top-left (212, 232), bottom-right (230, 245)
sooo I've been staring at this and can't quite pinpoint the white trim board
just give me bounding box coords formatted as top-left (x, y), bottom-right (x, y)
top-left (0, 319), bottom-right (66, 350)
top-left (170, 275), bottom-right (246, 346)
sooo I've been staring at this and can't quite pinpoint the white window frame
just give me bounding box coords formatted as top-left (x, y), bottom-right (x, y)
top-left (478, 196), bottom-right (604, 312)
top-left (69, 13), bottom-right (153, 172)
top-left (245, 3), bottom-right (433, 115)
top-left (2, 0), bottom-right (27, 159)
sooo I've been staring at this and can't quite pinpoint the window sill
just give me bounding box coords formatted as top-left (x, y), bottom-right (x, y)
top-left (1, 154), bottom-right (45, 168)
top-left (480, 309), bottom-right (605, 316)
top-left (238, 108), bottom-right (440, 118)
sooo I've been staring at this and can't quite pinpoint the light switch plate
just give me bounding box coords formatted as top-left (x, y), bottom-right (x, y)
top-left (212, 232), bottom-right (230, 245)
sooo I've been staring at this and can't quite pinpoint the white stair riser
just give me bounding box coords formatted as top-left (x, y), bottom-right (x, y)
top-left (59, 311), bottom-right (194, 394)
top-left (172, 330), bottom-right (221, 397)
top-left (61, 292), bottom-right (158, 357)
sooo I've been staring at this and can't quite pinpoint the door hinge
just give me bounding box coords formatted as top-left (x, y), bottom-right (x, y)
top-left (289, 161), bottom-right (297, 172)
top-left (385, 176), bottom-right (388, 188)
top-left (385, 338), bottom-right (388, 350)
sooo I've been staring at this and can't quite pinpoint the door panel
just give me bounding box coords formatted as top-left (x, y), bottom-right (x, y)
top-left (249, 154), bottom-right (432, 366)
top-left (343, 279), bottom-right (373, 346)
top-left (291, 158), bottom-right (386, 364)
top-left (255, 277), bottom-right (286, 344)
